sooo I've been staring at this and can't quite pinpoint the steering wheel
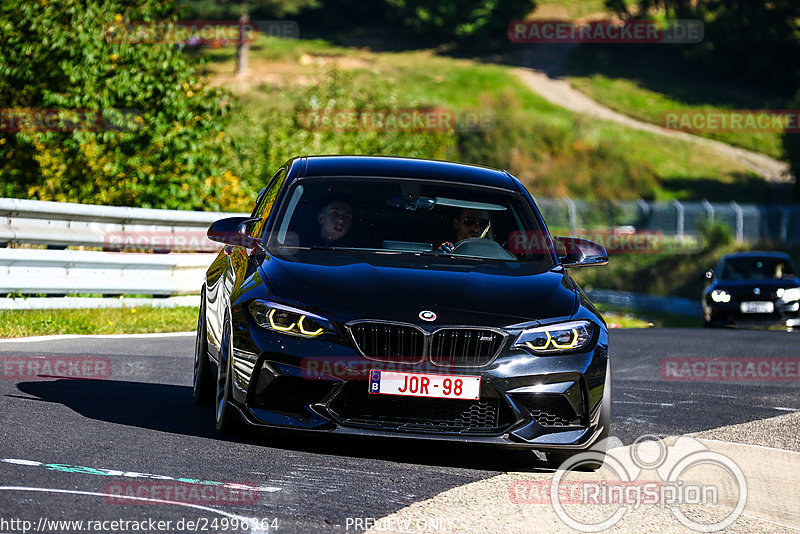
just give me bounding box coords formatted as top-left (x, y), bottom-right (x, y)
top-left (450, 238), bottom-right (516, 260)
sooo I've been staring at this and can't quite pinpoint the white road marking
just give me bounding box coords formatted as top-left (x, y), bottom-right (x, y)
top-left (623, 384), bottom-right (738, 399)
top-left (613, 401), bottom-right (675, 407)
top-left (0, 332), bottom-right (195, 343)
top-left (0, 459), bottom-right (281, 493)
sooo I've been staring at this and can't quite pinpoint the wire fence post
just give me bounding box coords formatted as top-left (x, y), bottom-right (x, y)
top-left (730, 201), bottom-right (744, 242)
top-left (701, 199), bottom-right (714, 225)
top-left (562, 197), bottom-right (577, 236)
top-left (671, 200), bottom-right (684, 243)
top-left (781, 208), bottom-right (789, 243)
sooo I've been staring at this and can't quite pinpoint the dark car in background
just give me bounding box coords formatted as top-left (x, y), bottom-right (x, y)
top-left (193, 155), bottom-right (611, 467)
top-left (703, 251), bottom-right (800, 328)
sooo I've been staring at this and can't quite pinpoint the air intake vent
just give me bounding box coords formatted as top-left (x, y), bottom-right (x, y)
top-left (349, 322), bottom-right (425, 364)
top-left (430, 329), bottom-right (505, 367)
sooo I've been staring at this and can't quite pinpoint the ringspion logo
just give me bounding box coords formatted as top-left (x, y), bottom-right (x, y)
top-left (510, 435), bottom-right (747, 532)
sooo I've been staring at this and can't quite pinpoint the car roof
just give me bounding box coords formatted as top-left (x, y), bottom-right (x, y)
top-left (721, 251), bottom-right (793, 261)
top-left (289, 155), bottom-right (518, 190)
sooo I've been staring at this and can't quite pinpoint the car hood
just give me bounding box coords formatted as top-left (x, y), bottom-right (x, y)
top-left (259, 252), bottom-right (577, 327)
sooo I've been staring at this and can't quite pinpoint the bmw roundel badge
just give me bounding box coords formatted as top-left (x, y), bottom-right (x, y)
top-left (419, 310), bottom-right (437, 322)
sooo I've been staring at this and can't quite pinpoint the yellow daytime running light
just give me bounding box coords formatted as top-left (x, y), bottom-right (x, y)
top-left (516, 321), bottom-right (593, 354)
top-left (524, 329), bottom-right (579, 351)
top-left (298, 315), bottom-right (323, 337)
top-left (550, 328), bottom-right (579, 349)
top-left (268, 308), bottom-right (296, 331)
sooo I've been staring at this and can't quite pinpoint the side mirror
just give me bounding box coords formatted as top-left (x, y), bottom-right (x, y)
top-left (207, 217), bottom-right (261, 248)
top-left (704, 268), bottom-right (715, 281)
top-left (555, 237), bottom-right (609, 268)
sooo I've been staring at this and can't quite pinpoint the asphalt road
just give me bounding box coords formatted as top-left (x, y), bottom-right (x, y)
top-left (0, 329), bottom-right (797, 533)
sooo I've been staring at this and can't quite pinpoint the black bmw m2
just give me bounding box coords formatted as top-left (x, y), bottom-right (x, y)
top-left (193, 156), bottom-right (611, 467)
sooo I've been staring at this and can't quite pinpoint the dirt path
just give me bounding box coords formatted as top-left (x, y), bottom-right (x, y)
top-left (513, 47), bottom-right (791, 183)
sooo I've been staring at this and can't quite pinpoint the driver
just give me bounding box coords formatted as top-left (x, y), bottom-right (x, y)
top-left (438, 208), bottom-right (492, 253)
top-left (315, 197), bottom-right (353, 246)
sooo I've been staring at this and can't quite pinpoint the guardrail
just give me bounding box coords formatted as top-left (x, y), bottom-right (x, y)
top-left (1, 198), bottom-right (246, 307)
top-left (0, 198), bottom-right (242, 250)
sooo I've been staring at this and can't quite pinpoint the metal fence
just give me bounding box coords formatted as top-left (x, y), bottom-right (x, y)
top-left (0, 198), bottom-right (247, 308)
top-left (2, 196), bottom-right (799, 309)
top-left (535, 198), bottom-right (800, 244)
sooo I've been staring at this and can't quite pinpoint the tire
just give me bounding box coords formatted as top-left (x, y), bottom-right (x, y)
top-left (215, 318), bottom-right (243, 436)
top-left (192, 294), bottom-right (214, 405)
top-left (546, 369), bottom-right (611, 471)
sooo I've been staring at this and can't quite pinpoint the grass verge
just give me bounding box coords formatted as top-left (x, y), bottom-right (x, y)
top-left (565, 45), bottom-right (787, 160)
top-left (202, 35), bottom-right (764, 203)
top-left (596, 303), bottom-right (699, 329)
top-left (0, 307), bottom-right (197, 338)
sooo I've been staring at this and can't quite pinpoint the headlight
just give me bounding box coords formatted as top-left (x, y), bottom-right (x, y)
top-left (778, 287), bottom-right (800, 302)
top-left (248, 300), bottom-right (333, 338)
top-left (710, 290), bottom-right (731, 303)
top-left (512, 320), bottom-right (595, 354)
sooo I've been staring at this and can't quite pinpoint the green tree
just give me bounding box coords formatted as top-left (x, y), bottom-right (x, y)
top-left (0, 0), bottom-right (244, 210)
top-left (384, 0), bottom-right (536, 49)
top-left (606, 0), bottom-right (800, 90)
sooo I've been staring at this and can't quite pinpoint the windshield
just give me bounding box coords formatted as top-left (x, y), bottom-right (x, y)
top-left (267, 177), bottom-right (555, 266)
top-left (719, 257), bottom-right (796, 281)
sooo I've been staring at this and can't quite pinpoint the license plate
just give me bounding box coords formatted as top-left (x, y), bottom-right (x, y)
top-left (368, 370), bottom-right (480, 400)
top-left (740, 301), bottom-right (774, 313)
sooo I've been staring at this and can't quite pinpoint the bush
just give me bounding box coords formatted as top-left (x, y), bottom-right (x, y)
top-left (384, 0), bottom-right (536, 50)
top-left (697, 220), bottom-right (733, 251)
top-left (0, 0), bottom-right (243, 211)
top-left (250, 68), bottom-right (454, 179)
top-left (455, 92), bottom-right (660, 200)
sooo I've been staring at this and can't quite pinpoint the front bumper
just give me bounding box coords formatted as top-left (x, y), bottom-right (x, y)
top-left (704, 299), bottom-right (800, 327)
top-left (227, 311), bottom-right (609, 450)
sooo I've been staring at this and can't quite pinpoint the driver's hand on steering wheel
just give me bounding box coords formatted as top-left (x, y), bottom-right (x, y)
top-left (437, 241), bottom-right (455, 253)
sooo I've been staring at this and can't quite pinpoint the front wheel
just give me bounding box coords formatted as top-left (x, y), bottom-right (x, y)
top-left (215, 319), bottom-right (243, 436)
top-left (193, 295), bottom-right (214, 405)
